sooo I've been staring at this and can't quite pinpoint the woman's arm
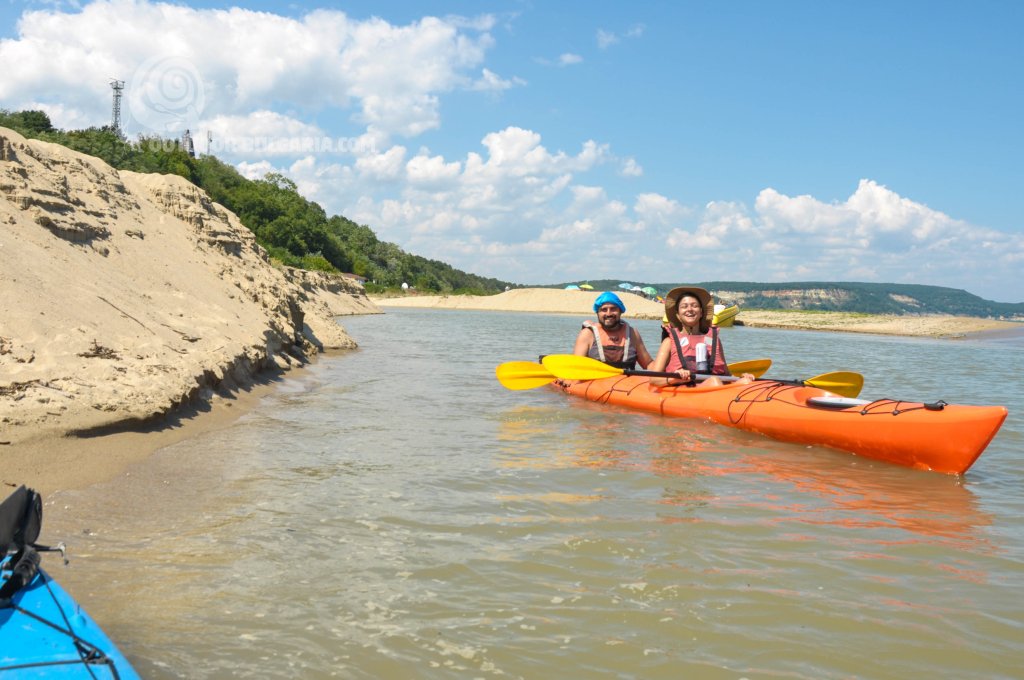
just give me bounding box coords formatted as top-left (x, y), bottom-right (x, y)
top-left (648, 338), bottom-right (691, 386)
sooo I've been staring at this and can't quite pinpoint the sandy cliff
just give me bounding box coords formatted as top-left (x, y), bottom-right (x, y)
top-left (0, 127), bottom-right (379, 448)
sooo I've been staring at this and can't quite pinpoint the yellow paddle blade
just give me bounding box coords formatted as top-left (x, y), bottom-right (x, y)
top-left (728, 358), bottom-right (772, 378)
top-left (804, 371), bottom-right (864, 398)
top-left (541, 354), bottom-right (626, 381)
top-left (495, 361), bottom-right (557, 390)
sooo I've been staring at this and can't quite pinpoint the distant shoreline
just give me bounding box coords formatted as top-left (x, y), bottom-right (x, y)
top-left (372, 289), bottom-right (1022, 339)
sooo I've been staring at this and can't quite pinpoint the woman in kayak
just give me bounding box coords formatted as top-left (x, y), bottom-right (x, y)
top-left (573, 291), bottom-right (654, 370)
top-left (648, 286), bottom-right (752, 386)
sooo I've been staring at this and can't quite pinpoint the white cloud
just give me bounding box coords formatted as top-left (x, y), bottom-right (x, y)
top-left (248, 96), bottom-right (1019, 295)
top-left (297, 126), bottom-right (610, 252)
top-left (201, 111), bottom-right (324, 156)
top-left (620, 158), bottom-right (643, 176)
top-left (236, 160), bottom-right (276, 180)
top-left (3, 2), bottom-right (1020, 300)
top-left (597, 24), bottom-right (645, 49)
top-left (635, 193), bottom-right (689, 226)
top-left (755, 179), bottom-right (969, 250)
top-left (625, 24), bottom-right (646, 39)
top-left (570, 185), bottom-right (607, 206)
top-left (0, 1), bottom-right (507, 142)
top-left (470, 68), bottom-right (526, 92)
top-left (407, 153), bottom-right (462, 184)
top-left (355, 145), bottom-right (408, 181)
top-left (596, 29), bottom-right (619, 49)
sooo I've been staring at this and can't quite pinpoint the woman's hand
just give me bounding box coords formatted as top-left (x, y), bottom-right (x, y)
top-left (668, 369), bottom-right (691, 385)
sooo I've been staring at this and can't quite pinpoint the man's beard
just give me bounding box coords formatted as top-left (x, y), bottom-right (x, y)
top-left (600, 316), bottom-right (622, 331)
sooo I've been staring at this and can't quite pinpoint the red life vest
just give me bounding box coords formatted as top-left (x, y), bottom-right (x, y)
top-left (665, 326), bottom-right (729, 375)
top-left (582, 320), bottom-right (638, 369)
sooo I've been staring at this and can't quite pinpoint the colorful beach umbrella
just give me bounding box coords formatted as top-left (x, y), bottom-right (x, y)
top-left (579, 283), bottom-right (594, 290)
top-left (618, 282), bottom-right (633, 289)
top-left (641, 286), bottom-right (658, 296)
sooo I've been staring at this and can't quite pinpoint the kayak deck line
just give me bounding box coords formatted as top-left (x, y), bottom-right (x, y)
top-left (805, 395), bottom-right (948, 412)
top-left (552, 375), bottom-right (1008, 474)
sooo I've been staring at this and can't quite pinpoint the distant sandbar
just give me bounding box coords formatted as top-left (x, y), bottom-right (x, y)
top-left (373, 288), bottom-right (1021, 339)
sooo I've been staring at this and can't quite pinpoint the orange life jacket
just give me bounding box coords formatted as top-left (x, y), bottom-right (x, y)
top-left (583, 320), bottom-right (639, 369)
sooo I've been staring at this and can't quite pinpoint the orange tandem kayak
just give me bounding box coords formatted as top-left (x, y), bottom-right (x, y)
top-left (552, 375), bottom-right (1007, 474)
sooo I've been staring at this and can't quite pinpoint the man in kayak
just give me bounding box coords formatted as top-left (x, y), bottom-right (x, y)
top-left (648, 286), bottom-right (752, 386)
top-left (573, 291), bottom-right (654, 370)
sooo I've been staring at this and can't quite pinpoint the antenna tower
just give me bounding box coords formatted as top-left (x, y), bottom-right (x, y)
top-left (109, 79), bottom-right (125, 134)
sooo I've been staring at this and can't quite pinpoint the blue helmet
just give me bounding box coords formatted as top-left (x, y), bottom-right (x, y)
top-left (593, 291), bottom-right (626, 313)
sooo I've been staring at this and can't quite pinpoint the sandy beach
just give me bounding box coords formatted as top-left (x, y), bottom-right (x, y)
top-left (374, 289), bottom-right (1021, 339)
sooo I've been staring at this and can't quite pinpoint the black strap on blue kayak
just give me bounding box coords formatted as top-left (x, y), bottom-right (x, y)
top-left (0, 545), bottom-right (40, 602)
top-left (0, 575), bottom-right (119, 677)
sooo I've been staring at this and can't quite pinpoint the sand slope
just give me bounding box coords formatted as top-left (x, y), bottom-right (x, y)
top-left (0, 126), bottom-right (379, 451)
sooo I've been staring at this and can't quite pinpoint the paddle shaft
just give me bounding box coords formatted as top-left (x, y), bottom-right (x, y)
top-left (540, 354), bottom-right (862, 397)
top-left (624, 368), bottom-right (740, 383)
top-left (625, 368), bottom-right (840, 389)
top-left (540, 355), bottom-right (758, 384)
top-left (625, 369), bottom-right (857, 394)
top-left (539, 355), bottom-right (768, 379)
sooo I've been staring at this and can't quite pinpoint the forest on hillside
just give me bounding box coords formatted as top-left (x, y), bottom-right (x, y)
top-left (0, 109), bottom-right (513, 294)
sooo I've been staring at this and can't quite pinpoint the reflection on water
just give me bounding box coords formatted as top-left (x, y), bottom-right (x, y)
top-left (726, 454), bottom-right (993, 548)
top-left (38, 309), bottom-right (1024, 679)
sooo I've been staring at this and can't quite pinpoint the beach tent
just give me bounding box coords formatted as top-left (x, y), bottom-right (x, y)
top-left (579, 283), bottom-right (594, 290)
top-left (565, 284), bottom-right (581, 290)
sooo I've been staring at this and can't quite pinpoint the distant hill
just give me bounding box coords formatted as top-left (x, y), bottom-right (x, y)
top-left (547, 280), bottom-right (1024, 320)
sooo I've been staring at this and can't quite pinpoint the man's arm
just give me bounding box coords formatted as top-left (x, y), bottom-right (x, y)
top-left (573, 328), bottom-right (593, 357)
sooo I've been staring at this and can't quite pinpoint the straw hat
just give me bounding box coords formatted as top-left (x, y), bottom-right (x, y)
top-left (664, 286), bottom-right (713, 331)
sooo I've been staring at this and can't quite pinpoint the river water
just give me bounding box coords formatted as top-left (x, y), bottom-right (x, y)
top-left (43, 308), bottom-right (1024, 679)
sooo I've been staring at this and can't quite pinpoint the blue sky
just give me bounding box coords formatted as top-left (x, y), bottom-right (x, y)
top-left (2, 0), bottom-right (1022, 301)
